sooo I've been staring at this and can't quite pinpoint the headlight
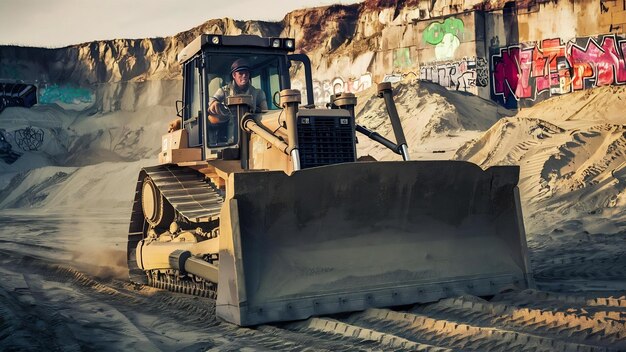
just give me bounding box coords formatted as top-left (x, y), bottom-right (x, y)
top-left (210, 35), bottom-right (221, 45)
top-left (272, 39), bottom-right (281, 48)
top-left (284, 39), bottom-right (295, 49)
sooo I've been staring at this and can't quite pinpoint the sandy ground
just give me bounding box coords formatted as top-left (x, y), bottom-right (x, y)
top-left (1, 212), bottom-right (624, 351)
top-left (1, 81), bottom-right (625, 350)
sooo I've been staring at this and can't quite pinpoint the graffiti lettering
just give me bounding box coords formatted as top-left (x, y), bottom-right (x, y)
top-left (383, 74), bottom-right (403, 83)
top-left (423, 22), bottom-right (446, 45)
top-left (570, 36), bottom-right (626, 90)
top-left (420, 57), bottom-right (488, 94)
top-left (475, 57), bottom-right (489, 87)
top-left (423, 17), bottom-right (464, 45)
top-left (292, 73), bottom-right (373, 106)
top-left (492, 46), bottom-right (521, 102)
top-left (491, 34), bottom-right (626, 108)
top-left (423, 17), bottom-right (464, 61)
top-left (14, 126), bottom-right (44, 151)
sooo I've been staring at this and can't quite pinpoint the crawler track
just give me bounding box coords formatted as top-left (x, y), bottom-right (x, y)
top-left (127, 165), bottom-right (223, 294)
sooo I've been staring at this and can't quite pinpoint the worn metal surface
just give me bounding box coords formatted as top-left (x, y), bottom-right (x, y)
top-left (127, 165), bottom-right (224, 284)
top-left (144, 165), bottom-right (223, 223)
top-left (216, 160), bottom-right (532, 326)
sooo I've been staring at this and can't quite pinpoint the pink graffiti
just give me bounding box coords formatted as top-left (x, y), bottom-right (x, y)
top-left (517, 48), bottom-right (533, 98)
top-left (570, 36), bottom-right (626, 90)
top-left (492, 47), bottom-right (521, 101)
top-left (532, 46), bottom-right (550, 93)
top-left (532, 38), bottom-right (566, 93)
top-left (492, 35), bottom-right (626, 104)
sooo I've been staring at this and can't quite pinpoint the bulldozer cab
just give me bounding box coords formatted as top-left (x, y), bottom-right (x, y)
top-left (177, 35), bottom-right (308, 159)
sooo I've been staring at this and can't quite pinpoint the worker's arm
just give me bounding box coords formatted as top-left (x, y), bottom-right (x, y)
top-left (208, 87), bottom-right (225, 114)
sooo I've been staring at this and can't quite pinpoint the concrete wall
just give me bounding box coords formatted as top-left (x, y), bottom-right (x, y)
top-left (416, 12), bottom-right (490, 98)
top-left (416, 0), bottom-right (626, 109)
top-left (484, 0), bottom-right (626, 108)
top-left (490, 33), bottom-right (626, 108)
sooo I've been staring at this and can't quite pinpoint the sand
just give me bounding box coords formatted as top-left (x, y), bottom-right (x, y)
top-left (0, 78), bottom-right (625, 350)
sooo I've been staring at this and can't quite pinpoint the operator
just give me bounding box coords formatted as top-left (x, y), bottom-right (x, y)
top-left (207, 58), bottom-right (268, 124)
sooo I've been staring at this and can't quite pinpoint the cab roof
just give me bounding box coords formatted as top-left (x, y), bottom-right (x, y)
top-left (177, 34), bottom-right (295, 64)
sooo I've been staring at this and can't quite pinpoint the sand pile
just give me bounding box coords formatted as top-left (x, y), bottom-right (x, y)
top-left (0, 160), bottom-right (147, 211)
top-left (0, 105), bottom-right (161, 203)
top-left (354, 79), bottom-right (511, 160)
top-left (455, 86), bottom-right (626, 236)
top-left (0, 81), bottom-right (180, 211)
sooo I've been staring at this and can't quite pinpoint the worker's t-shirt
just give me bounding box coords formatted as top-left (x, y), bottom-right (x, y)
top-left (210, 83), bottom-right (268, 113)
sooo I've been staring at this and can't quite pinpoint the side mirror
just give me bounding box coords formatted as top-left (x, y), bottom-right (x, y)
top-left (176, 100), bottom-right (184, 118)
top-left (272, 91), bottom-right (281, 109)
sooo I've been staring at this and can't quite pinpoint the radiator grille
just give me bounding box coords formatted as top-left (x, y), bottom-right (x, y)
top-left (297, 115), bottom-right (356, 169)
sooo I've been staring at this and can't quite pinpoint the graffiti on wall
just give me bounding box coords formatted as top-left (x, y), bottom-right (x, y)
top-left (39, 84), bottom-right (94, 105)
top-left (491, 34), bottom-right (626, 108)
top-left (600, 0), bottom-right (610, 13)
top-left (423, 17), bottom-right (465, 61)
top-left (475, 57), bottom-right (489, 87)
top-left (292, 73), bottom-right (373, 105)
top-left (419, 57), bottom-right (488, 93)
top-left (14, 127), bottom-right (45, 151)
top-left (393, 48), bottom-right (412, 69)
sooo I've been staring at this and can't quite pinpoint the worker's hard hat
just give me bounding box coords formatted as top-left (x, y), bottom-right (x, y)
top-left (230, 59), bottom-right (250, 75)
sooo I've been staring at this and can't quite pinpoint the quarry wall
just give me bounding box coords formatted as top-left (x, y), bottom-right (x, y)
top-left (0, 0), bottom-right (623, 110)
top-left (342, 0), bottom-right (625, 109)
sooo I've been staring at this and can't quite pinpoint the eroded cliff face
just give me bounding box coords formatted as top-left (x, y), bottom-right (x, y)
top-left (0, 0), bottom-right (493, 86)
top-left (0, 16), bottom-right (285, 112)
top-left (0, 17), bottom-right (283, 85)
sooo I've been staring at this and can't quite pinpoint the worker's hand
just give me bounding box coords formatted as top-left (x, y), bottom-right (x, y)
top-left (208, 100), bottom-right (220, 115)
top-left (167, 118), bottom-right (181, 132)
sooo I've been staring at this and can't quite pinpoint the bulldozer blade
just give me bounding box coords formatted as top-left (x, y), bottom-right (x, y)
top-left (216, 160), bottom-right (533, 326)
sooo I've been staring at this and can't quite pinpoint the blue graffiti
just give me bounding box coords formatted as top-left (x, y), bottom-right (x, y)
top-left (39, 84), bottom-right (93, 105)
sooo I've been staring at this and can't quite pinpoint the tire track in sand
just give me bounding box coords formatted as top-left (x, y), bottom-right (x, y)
top-left (1, 247), bottom-right (624, 351)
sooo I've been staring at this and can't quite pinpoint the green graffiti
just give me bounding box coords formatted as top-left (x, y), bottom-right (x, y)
top-left (423, 23), bottom-right (445, 45)
top-left (39, 84), bottom-right (93, 105)
top-left (443, 17), bottom-right (464, 38)
top-left (423, 17), bottom-right (465, 45)
top-left (393, 48), bottom-right (412, 69)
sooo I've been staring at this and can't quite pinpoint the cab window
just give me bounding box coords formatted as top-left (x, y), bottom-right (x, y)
top-left (204, 54), bottom-right (283, 148)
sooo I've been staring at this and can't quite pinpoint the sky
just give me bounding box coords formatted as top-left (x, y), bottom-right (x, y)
top-left (0, 0), bottom-right (362, 48)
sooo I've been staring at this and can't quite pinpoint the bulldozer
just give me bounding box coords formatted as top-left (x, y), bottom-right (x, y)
top-left (127, 34), bottom-right (534, 326)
